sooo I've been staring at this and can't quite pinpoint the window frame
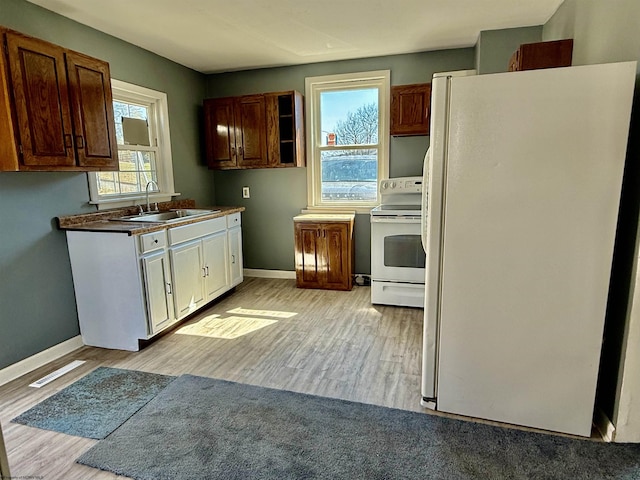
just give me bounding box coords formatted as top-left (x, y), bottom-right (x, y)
top-left (87, 79), bottom-right (177, 209)
top-left (305, 70), bottom-right (390, 213)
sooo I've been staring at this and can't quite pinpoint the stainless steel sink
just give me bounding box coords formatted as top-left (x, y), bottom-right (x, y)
top-left (113, 209), bottom-right (219, 224)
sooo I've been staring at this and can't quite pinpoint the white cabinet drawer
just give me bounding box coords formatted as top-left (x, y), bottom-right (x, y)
top-left (226, 212), bottom-right (241, 228)
top-left (139, 231), bottom-right (167, 254)
top-left (168, 217), bottom-right (226, 246)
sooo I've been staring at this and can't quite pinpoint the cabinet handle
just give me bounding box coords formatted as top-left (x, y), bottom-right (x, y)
top-left (202, 267), bottom-right (207, 277)
top-left (166, 282), bottom-right (172, 295)
top-left (238, 146), bottom-right (243, 157)
top-left (75, 135), bottom-right (85, 149)
top-left (231, 254), bottom-right (235, 264)
top-left (64, 134), bottom-right (73, 149)
top-left (205, 266), bottom-right (209, 276)
top-left (231, 146), bottom-right (236, 158)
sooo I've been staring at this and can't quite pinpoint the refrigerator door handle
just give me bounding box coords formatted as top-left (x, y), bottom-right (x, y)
top-left (420, 148), bottom-right (430, 252)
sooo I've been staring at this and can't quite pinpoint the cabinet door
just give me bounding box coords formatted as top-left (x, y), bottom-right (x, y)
top-left (228, 226), bottom-right (243, 287)
top-left (202, 231), bottom-right (229, 300)
top-left (294, 222), bottom-right (322, 288)
top-left (141, 251), bottom-right (174, 334)
top-left (323, 223), bottom-right (351, 290)
top-left (66, 52), bottom-right (118, 170)
top-left (390, 83), bottom-right (431, 136)
top-left (204, 98), bottom-right (237, 168)
top-left (6, 32), bottom-right (76, 167)
top-left (235, 94), bottom-right (267, 167)
top-left (170, 240), bottom-right (205, 319)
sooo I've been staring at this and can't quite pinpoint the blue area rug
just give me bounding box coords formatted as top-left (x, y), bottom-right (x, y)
top-left (12, 367), bottom-right (175, 439)
top-left (77, 374), bottom-right (640, 479)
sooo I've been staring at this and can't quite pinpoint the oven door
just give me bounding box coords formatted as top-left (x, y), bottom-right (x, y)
top-left (371, 216), bottom-right (425, 283)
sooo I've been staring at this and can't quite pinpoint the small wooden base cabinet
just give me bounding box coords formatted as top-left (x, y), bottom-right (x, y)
top-left (65, 213), bottom-right (243, 351)
top-left (294, 214), bottom-right (355, 291)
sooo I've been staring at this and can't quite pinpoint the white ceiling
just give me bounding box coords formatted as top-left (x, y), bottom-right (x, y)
top-left (26, 0), bottom-right (564, 74)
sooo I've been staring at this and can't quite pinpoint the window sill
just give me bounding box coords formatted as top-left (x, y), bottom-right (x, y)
top-left (302, 206), bottom-right (372, 215)
top-left (90, 192), bottom-right (181, 211)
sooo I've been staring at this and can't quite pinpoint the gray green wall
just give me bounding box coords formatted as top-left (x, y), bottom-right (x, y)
top-left (207, 49), bottom-right (475, 273)
top-left (0, 0), bottom-right (211, 369)
top-left (543, 0), bottom-right (640, 431)
top-left (475, 26), bottom-right (542, 74)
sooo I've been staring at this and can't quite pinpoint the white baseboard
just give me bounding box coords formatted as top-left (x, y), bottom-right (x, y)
top-left (594, 407), bottom-right (616, 442)
top-left (243, 268), bottom-right (296, 279)
top-left (0, 335), bottom-right (84, 387)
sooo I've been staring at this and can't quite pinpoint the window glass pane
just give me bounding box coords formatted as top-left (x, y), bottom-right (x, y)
top-left (96, 172), bottom-right (120, 195)
top-left (113, 101), bottom-right (149, 145)
top-left (320, 150), bottom-right (377, 201)
top-left (320, 88), bottom-right (378, 147)
top-left (97, 150), bottom-right (157, 197)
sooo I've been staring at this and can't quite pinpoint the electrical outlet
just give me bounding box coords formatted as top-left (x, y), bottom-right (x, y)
top-left (242, 186), bottom-right (250, 198)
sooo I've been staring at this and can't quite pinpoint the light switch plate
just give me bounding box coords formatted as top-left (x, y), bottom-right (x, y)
top-left (242, 186), bottom-right (250, 198)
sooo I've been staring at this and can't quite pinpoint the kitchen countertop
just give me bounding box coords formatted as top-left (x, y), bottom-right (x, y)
top-left (57, 199), bottom-right (245, 236)
top-left (293, 213), bottom-right (355, 222)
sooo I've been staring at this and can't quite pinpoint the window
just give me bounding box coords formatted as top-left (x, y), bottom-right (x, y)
top-left (305, 71), bottom-right (389, 211)
top-left (88, 80), bottom-right (176, 209)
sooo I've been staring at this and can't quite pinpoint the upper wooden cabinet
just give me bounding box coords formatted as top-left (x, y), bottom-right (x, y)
top-left (0, 27), bottom-right (118, 172)
top-left (390, 83), bottom-right (432, 137)
top-left (205, 90), bottom-right (304, 170)
top-left (508, 39), bottom-right (573, 72)
top-left (204, 94), bottom-right (267, 169)
top-left (265, 91), bottom-right (305, 167)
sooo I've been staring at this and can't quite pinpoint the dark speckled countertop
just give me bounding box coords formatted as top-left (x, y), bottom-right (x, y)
top-left (57, 199), bottom-right (245, 236)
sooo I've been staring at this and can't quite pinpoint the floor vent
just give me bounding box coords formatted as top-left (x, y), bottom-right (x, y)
top-left (29, 360), bottom-right (86, 388)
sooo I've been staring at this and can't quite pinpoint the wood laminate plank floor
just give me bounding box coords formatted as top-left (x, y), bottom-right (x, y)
top-left (0, 277), bottom-right (425, 479)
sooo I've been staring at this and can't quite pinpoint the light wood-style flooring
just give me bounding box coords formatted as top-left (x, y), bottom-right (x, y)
top-left (0, 277), bottom-right (425, 479)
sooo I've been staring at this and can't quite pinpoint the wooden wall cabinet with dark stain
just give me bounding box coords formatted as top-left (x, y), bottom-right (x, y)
top-left (0, 27), bottom-right (118, 172)
top-left (265, 90), bottom-right (305, 167)
top-left (390, 83), bottom-right (431, 136)
top-left (204, 94), bottom-right (268, 169)
top-left (205, 90), bottom-right (304, 170)
top-left (294, 214), bottom-right (354, 291)
top-left (508, 39), bottom-right (573, 72)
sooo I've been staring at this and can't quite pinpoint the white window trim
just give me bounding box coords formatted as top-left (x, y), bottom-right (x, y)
top-left (87, 79), bottom-right (178, 210)
top-left (305, 70), bottom-right (390, 214)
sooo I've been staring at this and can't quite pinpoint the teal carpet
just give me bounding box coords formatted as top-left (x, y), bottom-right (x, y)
top-left (78, 374), bottom-right (640, 479)
top-left (12, 367), bottom-right (175, 439)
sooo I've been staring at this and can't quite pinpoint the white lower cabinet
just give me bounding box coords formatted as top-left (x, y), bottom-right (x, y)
top-left (228, 225), bottom-right (243, 287)
top-left (203, 230), bottom-right (230, 300)
top-left (170, 239), bottom-right (206, 319)
top-left (65, 212), bottom-right (243, 351)
top-left (169, 219), bottom-right (230, 320)
top-left (141, 250), bottom-right (174, 334)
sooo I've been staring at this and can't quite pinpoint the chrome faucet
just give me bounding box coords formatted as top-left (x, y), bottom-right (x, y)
top-left (145, 180), bottom-right (159, 213)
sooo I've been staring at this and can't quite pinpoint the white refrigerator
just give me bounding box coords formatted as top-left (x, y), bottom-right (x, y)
top-left (421, 62), bottom-right (636, 437)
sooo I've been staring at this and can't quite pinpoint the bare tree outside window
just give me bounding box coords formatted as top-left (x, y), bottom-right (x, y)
top-left (334, 102), bottom-right (378, 150)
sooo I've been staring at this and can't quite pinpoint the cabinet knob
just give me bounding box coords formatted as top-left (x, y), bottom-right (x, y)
top-left (153, 239), bottom-right (158, 244)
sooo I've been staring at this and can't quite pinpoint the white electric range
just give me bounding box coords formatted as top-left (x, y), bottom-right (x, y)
top-left (370, 176), bottom-right (425, 308)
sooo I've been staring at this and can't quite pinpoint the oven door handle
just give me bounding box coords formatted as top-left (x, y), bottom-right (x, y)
top-left (371, 216), bottom-right (422, 223)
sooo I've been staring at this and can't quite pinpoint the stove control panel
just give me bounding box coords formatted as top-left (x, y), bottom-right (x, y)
top-left (379, 176), bottom-right (423, 194)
